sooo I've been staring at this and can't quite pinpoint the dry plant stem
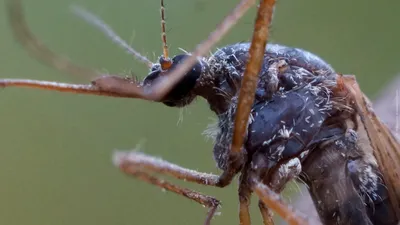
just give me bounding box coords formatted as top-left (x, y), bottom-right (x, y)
top-left (231, 0), bottom-right (275, 154)
top-left (253, 181), bottom-right (309, 225)
top-left (119, 164), bottom-right (220, 225)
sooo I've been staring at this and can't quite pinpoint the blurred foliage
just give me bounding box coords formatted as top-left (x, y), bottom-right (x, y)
top-left (0, 0), bottom-right (399, 225)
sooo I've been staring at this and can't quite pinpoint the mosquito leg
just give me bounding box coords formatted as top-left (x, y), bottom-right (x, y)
top-left (0, 77), bottom-right (148, 99)
top-left (113, 149), bottom-right (306, 224)
top-left (238, 157), bottom-right (302, 225)
top-left (257, 158), bottom-right (302, 225)
top-left (216, 0), bottom-right (276, 189)
top-left (113, 151), bottom-right (221, 186)
top-left (245, 150), bottom-right (308, 225)
top-left (258, 201), bottom-right (274, 225)
top-left (252, 180), bottom-right (309, 225)
top-left (230, 0), bottom-right (275, 154)
top-left (119, 168), bottom-right (220, 225)
top-left (229, 1), bottom-right (307, 223)
top-left (238, 172), bottom-right (252, 225)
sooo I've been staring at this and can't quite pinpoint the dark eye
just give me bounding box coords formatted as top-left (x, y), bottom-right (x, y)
top-left (143, 54), bottom-right (203, 107)
top-left (161, 55), bottom-right (202, 106)
top-left (143, 70), bottom-right (161, 85)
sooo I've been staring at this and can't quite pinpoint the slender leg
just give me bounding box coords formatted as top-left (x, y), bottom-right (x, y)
top-left (228, 1), bottom-right (308, 223)
top-left (257, 157), bottom-right (302, 225)
top-left (119, 166), bottom-right (220, 225)
top-left (114, 151), bottom-right (313, 225)
top-left (217, 0), bottom-right (277, 191)
top-left (258, 201), bottom-right (274, 225)
top-left (113, 151), bottom-right (220, 186)
top-left (252, 180), bottom-right (310, 225)
top-left (0, 77), bottom-right (146, 99)
top-left (212, 0), bottom-right (278, 196)
top-left (238, 172), bottom-right (252, 225)
top-left (231, 0), bottom-right (275, 155)
top-left (237, 158), bottom-right (302, 225)
top-left (243, 155), bottom-right (303, 225)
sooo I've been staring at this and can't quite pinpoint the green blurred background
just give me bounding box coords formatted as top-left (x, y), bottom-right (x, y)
top-left (0, 0), bottom-right (399, 225)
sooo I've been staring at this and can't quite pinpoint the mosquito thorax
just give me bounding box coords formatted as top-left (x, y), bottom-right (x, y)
top-left (143, 54), bottom-right (204, 107)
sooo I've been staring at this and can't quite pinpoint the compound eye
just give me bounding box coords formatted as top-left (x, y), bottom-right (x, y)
top-left (143, 70), bottom-right (161, 85)
top-left (143, 54), bottom-right (203, 107)
top-left (161, 55), bottom-right (201, 103)
top-left (171, 54), bottom-right (188, 65)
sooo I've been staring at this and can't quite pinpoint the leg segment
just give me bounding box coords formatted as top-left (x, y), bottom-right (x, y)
top-left (252, 180), bottom-right (310, 225)
top-left (257, 157), bottom-right (303, 225)
top-left (238, 172), bottom-right (252, 225)
top-left (113, 151), bottom-right (220, 186)
top-left (0, 77), bottom-right (146, 99)
top-left (243, 150), bottom-right (310, 225)
top-left (216, 0), bottom-right (277, 191)
top-left (231, 0), bottom-right (275, 154)
top-left (115, 151), bottom-right (222, 225)
top-left (119, 165), bottom-right (220, 225)
top-left (249, 154), bottom-right (306, 225)
top-left (258, 200), bottom-right (274, 225)
top-left (113, 151), bottom-right (313, 225)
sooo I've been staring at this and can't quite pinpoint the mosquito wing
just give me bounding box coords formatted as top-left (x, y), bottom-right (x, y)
top-left (342, 75), bottom-right (400, 220)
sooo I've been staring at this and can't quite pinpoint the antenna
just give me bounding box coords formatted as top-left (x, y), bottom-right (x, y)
top-left (71, 5), bottom-right (153, 68)
top-left (160, 0), bottom-right (172, 71)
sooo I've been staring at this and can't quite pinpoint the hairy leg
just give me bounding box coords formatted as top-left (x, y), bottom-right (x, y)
top-left (258, 201), bottom-right (274, 225)
top-left (118, 163), bottom-right (220, 225)
top-left (113, 151), bottom-right (220, 186)
top-left (238, 172), bottom-right (252, 225)
top-left (252, 180), bottom-right (310, 225)
top-left (113, 151), bottom-right (312, 224)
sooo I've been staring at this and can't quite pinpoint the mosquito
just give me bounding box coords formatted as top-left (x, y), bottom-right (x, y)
top-left (1, 0), bottom-right (399, 225)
